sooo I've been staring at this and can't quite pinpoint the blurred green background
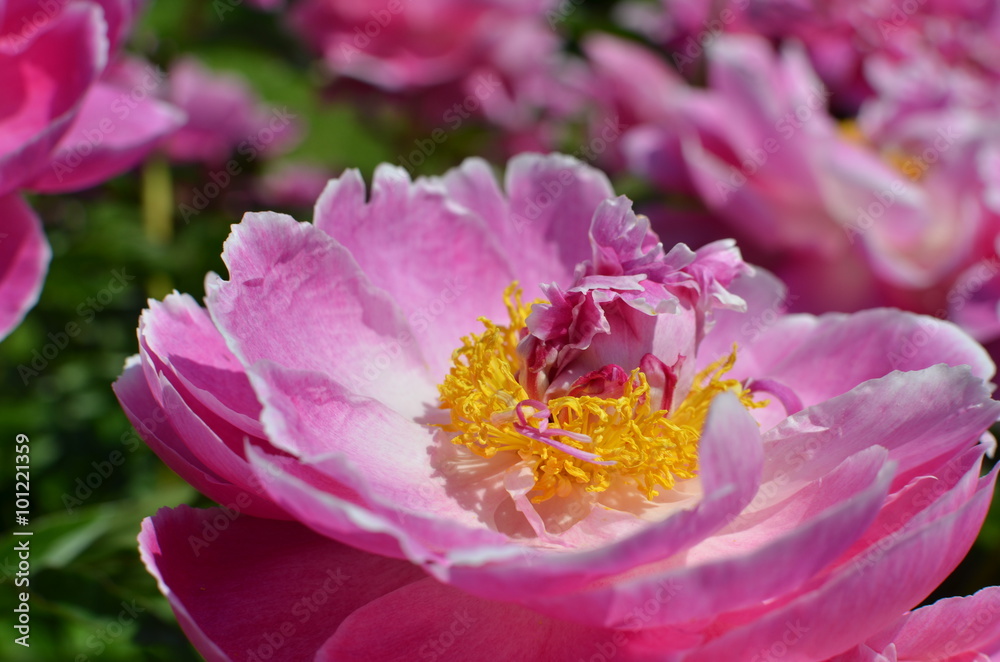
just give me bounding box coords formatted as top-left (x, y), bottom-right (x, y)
top-left (1, 1), bottom-right (998, 660)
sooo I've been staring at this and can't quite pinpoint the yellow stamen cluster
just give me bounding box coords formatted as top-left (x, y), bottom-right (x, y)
top-left (436, 283), bottom-right (762, 502)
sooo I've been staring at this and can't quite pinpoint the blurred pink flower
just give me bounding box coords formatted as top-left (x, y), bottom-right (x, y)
top-left (615, 0), bottom-right (1000, 114)
top-left (161, 57), bottom-right (299, 166)
top-left (0, 0), bottom-right (183, 339)
top-left (589, 32), bottom-right (1000, 341)
top-left (287, 0), bottom-right (582, 155)
top-left (257, 161), bottom-right (336, 208)
top-left (118, 154), bottom-right (1000, 660)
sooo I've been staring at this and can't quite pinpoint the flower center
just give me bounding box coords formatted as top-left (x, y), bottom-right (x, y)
top-left (436, 283), bottom-right (762, 503)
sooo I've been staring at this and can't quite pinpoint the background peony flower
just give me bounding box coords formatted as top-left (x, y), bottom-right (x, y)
top-left (160, 57), bottom-right (300, 166)
top-left (285, 0), bottom-right (584, 156)
top-left (586, 29), bottom-right (1000, 356)
top-left (0, 0), bottom-right (184, 339)
top-left (119, 154), bottom-right (1000, 660)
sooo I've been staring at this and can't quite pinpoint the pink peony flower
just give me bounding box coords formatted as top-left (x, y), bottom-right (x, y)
top-left (160, 57), bottom-right (299, 166)
top-left (120, 154), bottom-right (1000, 660)
top-left (614, 0), bottom-right (1000, 114)
top-left (285, 0), bottom-right (583, 155)
top-left (0, 0), bottom-right (184, 339)
top-left (589, 32), bottom-right (1000, 337)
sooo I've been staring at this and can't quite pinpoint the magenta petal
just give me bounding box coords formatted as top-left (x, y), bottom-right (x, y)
top-left (525, 447), bottom-right (893, 630)
top-left (139, 505), bottom-right (427, 662)
top-left (0, 3), bottom-right (107, 195)
top-left (204, 211), bottom-right (437, 417)
top-left (314, 165), bottom-right (515, 378)
top-left (0, 194), bottom-right (50, 340)
top-left (316, 576), bottom-right (619, 662)
top-left (27, 79), bottom-right (185, 193)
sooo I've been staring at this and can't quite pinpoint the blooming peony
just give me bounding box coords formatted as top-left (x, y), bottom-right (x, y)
top-left (119, 154), bottom-right (1000, 660)
top-left (0, 0), bottom-right (183, 339)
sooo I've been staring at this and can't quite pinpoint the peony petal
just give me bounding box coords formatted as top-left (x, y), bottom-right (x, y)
top-left (316, 576), bottom-right (620, 662)
top-left (761, 366), bottom-right (1000, 503)
top-left (440, 154), bottom-right (616, 297)
top-left (139, 505), bottom-right (426, 662)
top-left (0, 3), bottom-right (106, 195)
top-left (503, 152), bottom-right (617, 291)
top-left (204, 211), bottom-right (437, 418)
top-left (247, 359), bottom-right (507, 541)
top-left (139, 293), bottom-right (264, 437)
top-left (28, 78), bottom-right (185, 192)
top-left (670, 467), bottom-right (997, 661)
top-left (314, 165), bottom-right (514, 378)
top-left (866, 586), bottom-right (1000, 660)
top-left (113, 360), bottom-right (280, 517)
top-left (523, 446), bottom-right (893, 629)
top-left (0, 194), bottom-right (49, 340)
top-left (731, 310), bottom-right (996, 409)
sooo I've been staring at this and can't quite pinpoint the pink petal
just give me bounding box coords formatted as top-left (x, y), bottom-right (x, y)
top-left (204, 211), bottom-right (437, 418)
top-left (441, 154), bottom-right (616, 296)
top-left (733, 310), bottom-right (996, 410)
top-left (139, 505), bottom-right (426, 662)
top-left (761, 366), bottom-right (1000, 502)
top-left (0, 3), bottom-right (106, 195)
top-left (525, 446), bottom-right (893, 629)
top-left (246, 359), bottom-right (507, 542)
top-left (314, 165), bottom-right (514, 378)
top-left (315, 576), bottom-right (619, 662)
top-left (0, 194), bottom-right (49, 339)
top-left (138, 293), bottom-right (263, 438)
top-left (673, 467), bottom-right (997, 660)
top-left (868, 586), bottom-right (1000, 659)
top-left (244, 443), bottom-right (510, 565)
top-left (27, 78), bottom-right (185, 193)
top-left (113, 360), bottom-right (282, 518)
